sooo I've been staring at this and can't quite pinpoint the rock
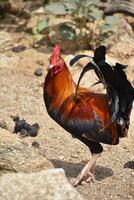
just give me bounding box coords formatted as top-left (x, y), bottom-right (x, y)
top-left (124, 161), bottom-right (134, 169)
top-left (13, 118), bottom-right (26, 133)
top-left (20, 128), bottom-right (29, 137)
top-left (109, 35), bottom-right (134, 61)
top-left (0, 169), bottom-right (84, 200)
top-left (0, 128), bottom-right (53, 175)
top-left (48, 22), bottom-right (90, 54)
top-left (12, 45), bottom-right (27, 53)
top-left (28, 126), bottom-right (38, 137)
top-left (33, 7), bottom-right (45, 14)
top-left (32, 141), bottom-right (40, 148)
top-left (58, 155), bottom-right (64, 160)
top-left (13, 117), bottom-right (39, 137)
top-left (34, 67), bottom-right (43, 76)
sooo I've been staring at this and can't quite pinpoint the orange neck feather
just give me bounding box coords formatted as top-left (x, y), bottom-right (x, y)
top-left (44, 64), bottom-right (76, 109)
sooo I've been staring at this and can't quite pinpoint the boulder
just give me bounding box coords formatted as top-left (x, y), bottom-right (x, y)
top-left (0, 128), bottom-right (53, 175)
top-left (0, 168), bottom-right (84, 200)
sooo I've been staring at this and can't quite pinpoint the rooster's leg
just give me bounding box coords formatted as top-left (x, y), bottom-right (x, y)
top-left (73, 153), bottom-right (101, 187)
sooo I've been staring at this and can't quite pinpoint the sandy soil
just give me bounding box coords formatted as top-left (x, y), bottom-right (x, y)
top-left (0, 2), bottom-right (134, 197)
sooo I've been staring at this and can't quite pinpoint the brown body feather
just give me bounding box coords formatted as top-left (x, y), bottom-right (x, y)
top-left (44, 58), bottom-right (125, 146)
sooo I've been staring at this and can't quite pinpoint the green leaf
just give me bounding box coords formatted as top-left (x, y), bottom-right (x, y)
top-left (101, 16), bottom-right (119, 34)
top-left (59, 23), bottom-right (76, 40)
top-left (85, 0), bottom-right (93, 7)
top-left (105, 16), bottom-right (119, 26)
top-left (45, 3), bottom-right (67, 15)
top-left (63, 0), bottom-right (77, 14)
top-left (77, 0), bottom-right (99, 7)
top-left (32, 20), bottom-right (48, 35)
top-left (88, 6), bottom-right (103, 20)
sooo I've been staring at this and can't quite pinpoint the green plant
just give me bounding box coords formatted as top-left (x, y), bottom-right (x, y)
top-left (32, 19), bottom-right (49, 35)
top-left (97, 15), bottom-right (121, 46)
top-left (32, 19), bottom-right (49, 42)
top-left (44, 0), bottom-right (103, 21)
top-left (101, 16), bottom-right (119, 35)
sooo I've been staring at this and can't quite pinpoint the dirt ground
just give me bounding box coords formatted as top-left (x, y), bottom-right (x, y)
top-left (0, 40), bottom-right (134, 200)
top-left (0, 1), bottom-right (134, 198)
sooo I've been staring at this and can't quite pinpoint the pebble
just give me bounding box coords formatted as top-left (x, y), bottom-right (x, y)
top-left (34, 67), bottom-right (43, 76)
top-left (12, 45), bottom-right (26, 53)
top-left (58, 155), bottom-right (64, 160)
top-left (32, 141), bottom-right (40, 148)
top-left (29, 127), bottom-right (38, 137)
top-left (23, 123), bottom-right (31, 130)
top-left (32, 123), bottom-right (40, 130)
top-left (12, 116), bottom-right (39, 137)
top-left (14, 119), bottom-right (26, 133)
top-left (20, 129), bottom-right (29, 137)
top-left (124, 161), bottom-right (134, 169)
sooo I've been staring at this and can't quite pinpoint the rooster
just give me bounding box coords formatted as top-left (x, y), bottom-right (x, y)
top-left (43, 45), bottom-right (134, 187)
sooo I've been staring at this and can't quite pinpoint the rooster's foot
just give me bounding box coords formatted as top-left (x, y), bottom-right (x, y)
top-left (72, 153), bottom-right (101, 187)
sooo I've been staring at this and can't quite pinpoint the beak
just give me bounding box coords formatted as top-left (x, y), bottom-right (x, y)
top-left (47, 64), bottom-right (54, 71)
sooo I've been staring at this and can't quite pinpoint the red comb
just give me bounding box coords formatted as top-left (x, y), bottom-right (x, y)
top-left (53, 44), bottom-right (61, 56)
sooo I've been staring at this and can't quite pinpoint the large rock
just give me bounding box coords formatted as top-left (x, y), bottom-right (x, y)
top-left (0, 128), bottom-right (53, 175)
top-left (0, 168), bottom-right (84, 200)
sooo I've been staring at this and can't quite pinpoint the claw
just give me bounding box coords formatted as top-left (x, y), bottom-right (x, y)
top-left (73, 171), bottom-right (95, 187)
top-left (85, 174), bottom-right (96, 183)
top-left (73, 168), bottom-right (95, 187)
top-left (72, 153), bottom-right (101, 187)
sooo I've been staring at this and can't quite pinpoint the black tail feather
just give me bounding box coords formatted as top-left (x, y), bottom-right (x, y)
top-left (70, 45), bottom-right (134, 130)
top-left (91, 46), bottom-right (134, 129)
top-left (93, 45), bottom-right (106, 63)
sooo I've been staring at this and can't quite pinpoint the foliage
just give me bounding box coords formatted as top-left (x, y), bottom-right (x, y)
top-left (32, 19), bottom-right (49, 35)
top-left (0, 0), bottom-right (8, 4)
top-left (59, 23), bottom-right (76, 40)
top-left (44, 0), bottom-right (102, 20)
top-left (99, 15), bottom-right (120, 45)
top-left (32, 19), bottom-right (49, 42)
top-left (101, 16), bottom-right (119, 35)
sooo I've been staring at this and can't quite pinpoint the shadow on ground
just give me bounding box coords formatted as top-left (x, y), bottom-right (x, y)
top-left (51, 159), bottom-right (113, 181)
